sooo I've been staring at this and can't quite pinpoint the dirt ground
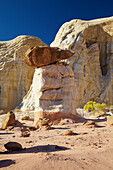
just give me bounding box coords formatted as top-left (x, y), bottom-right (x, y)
top-left (0, 117), bottom-right (113, 170)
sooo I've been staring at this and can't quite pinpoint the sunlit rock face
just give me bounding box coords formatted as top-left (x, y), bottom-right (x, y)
top-left (0, 35), bottom-right (46, 112)
top-left (33, 64), bottom-right (79, 124)
top-left (24, 46), bottom-right (74, 68)
top-left (21, 63), bottom-right (78, 123)
top-left (21, 45), bottom-right (78, 122)
top-left (51, 16), bottom-right (113, 106)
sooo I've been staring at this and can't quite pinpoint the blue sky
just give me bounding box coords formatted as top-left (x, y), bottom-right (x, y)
top-left (0, 0), bottom-right (113, 45)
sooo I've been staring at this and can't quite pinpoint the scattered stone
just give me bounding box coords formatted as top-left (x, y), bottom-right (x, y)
top-left (107, 116), bottom-right (113, 125)
top-left (80, 132), bottom-right (88, 135)
top-left (26, 141), bottom-right (33, 143)
top-left (83, 120), bottom-right (96, 126)
top-left (39, 125), bottom-right (52, 130)
top-left (20, 127), bottom-right (31, 137)
top-left (65, 142), bottom-right (69, 144)
top-left (59, 119), bottom-right (75, 125)
top-left (24, 46), bottom-right (74, 68)
top-left (63, 130), bottom-right (74, 136)
top-left (94, 111), bottom-right (106, 118)
top-left (83, 120), bottom-right (98, 128)
top-left (21, 116), bottom-right (30, 120)
top-left (1, 111), bottom-right (15, 130)
top-left (27, 127), bottom-right (37, 131)
top-left (81, 158), bottom-right (85, 160)
top-left (20, 131), bottom-right (30, 137)
top-left (4, 142), bottom-right (22, 151)
top-left (35, 118), bottom-right (51, 128)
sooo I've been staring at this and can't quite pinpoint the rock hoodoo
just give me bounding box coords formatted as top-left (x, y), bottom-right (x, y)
top-left (23, 46), bottom-right (78, 123)
top-left (1, 16), bottom-right (113, 119)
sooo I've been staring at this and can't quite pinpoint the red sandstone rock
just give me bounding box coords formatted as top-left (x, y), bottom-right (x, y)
top-left (24, 46), bottom-right (74, 68)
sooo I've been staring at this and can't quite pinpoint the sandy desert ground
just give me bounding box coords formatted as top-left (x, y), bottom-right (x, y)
top-left (0, 112), bottom-right (113, 170)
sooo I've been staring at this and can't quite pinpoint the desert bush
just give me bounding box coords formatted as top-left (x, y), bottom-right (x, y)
top-left (94, 103), bottom-right (106, 111)
top-left (83, 101), bottom-right (95, 112)
top-left (83, 101), bottom-right (106, 112)
top-left (83, 104), bottom-right (94, 112)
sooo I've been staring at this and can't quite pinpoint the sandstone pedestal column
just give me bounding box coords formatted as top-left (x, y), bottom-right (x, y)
top-left (23, 46), bottom-right (78, 125)
top-left (33, 63), bottom-right (78, 125)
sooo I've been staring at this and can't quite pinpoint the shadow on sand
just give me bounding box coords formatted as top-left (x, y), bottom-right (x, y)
top-left (1, 145), bottom-right (70, 155)
top-left (0, 159), bottom-right (15, 168)
top-left (0, 132), bottom-right (14, 135)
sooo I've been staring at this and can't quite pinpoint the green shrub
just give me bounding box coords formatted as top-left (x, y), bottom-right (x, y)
top-left (93, 103), bottom-right (101, 110)
top-left (83, 101), bottom-right (106, 112)
top-left (94, 103), bottom-right (106, 111)
top-left (83, 104), bottom-right (94, 112)
top-left (87, 101), bottom-right (96, 105)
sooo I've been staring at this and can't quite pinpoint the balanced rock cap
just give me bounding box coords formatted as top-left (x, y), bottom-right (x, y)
top-left (24, 46), bottom-right (74, 68)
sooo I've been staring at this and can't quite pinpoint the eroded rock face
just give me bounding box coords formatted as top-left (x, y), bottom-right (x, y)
top-left (24, 46), bottom-right (74, 68)
top-left (50, 16), bottom-right (113, 106)
top-left (34, 64), bottom-right (78, 123)
top-left (0, 35), bottom-right (46, 112)
top-left (21, 63), bottom-right (79, 123)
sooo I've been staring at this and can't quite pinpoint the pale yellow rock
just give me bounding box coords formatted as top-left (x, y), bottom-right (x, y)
top-left (33, 64), bottom-right (78, 114)
top-left (50, 16), bottom-right (113, 107)
top-left (0, 35), bottom-right (46, 112)
top-left (63, 130), bottom-right (74, 136)
top-left (94, 111), bottom-right (106, 118)
top-left (107, 116), bottom-right (113, 125)
top-left (21, 63), bottom-right (79, 116)
top-left (22, 63), bottom-right (79, 124)
top-left (84, 120), bottom-right (95, 126)
top-left (1, 111), bottom-right (15, 129)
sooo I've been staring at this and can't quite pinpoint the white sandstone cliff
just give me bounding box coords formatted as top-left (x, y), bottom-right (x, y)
top-left (50, 16), bottom-right (113, 107)
top-left (0, 35), bottom-right (46, 112)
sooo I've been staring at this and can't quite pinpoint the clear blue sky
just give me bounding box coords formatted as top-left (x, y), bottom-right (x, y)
top-left (0, 0), bottom-right (113, 45)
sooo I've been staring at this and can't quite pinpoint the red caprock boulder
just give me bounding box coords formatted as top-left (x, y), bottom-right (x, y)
top-left (24, 46), bottom-right (74, 68)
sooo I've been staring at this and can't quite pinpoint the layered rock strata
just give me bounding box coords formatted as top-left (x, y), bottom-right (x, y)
top-left (51, 16), bottom-right (113, 106)
top-left (0, 35), bottom-right (46, 112)
top-left (22, 46), bottom-right (77, 123)
top-left (33, 64), bottom-right (78, 124)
